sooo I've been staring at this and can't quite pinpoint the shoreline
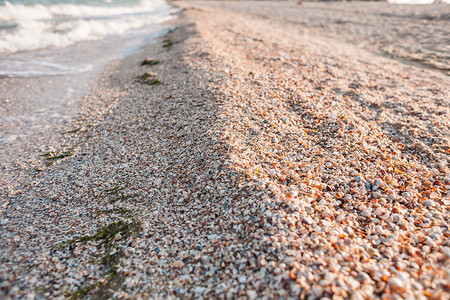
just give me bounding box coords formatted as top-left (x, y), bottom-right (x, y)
top-left (1, 1), bottom-right (449, 299)
top-left (0, 22), bottom-right (170, 203)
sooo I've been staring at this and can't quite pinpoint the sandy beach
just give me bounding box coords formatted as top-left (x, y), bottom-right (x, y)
top-left (0, 1), bottom-right (449, 299)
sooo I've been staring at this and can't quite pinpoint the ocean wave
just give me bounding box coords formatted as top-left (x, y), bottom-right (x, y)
top-left (0, 0), bottom-right (171, 53)
top-left (0, 0), bottom-right (167, 21)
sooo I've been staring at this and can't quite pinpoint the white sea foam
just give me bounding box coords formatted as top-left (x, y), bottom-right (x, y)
top-left (0, 0), bottom-right (167, 22)
top-left (0, 0), bottom-right (172, 53)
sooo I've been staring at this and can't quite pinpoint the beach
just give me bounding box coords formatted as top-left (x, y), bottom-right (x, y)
top-left (0, 1), bottom-right (449, 299)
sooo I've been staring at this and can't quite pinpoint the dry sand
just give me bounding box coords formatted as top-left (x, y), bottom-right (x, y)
top-left (0, 1), bottom-right (449, 299)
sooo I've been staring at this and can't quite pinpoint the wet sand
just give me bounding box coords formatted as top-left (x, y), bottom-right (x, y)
top-left (0, 1), bottom-right (449, 299)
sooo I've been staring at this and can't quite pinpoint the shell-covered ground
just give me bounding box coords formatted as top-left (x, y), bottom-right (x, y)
top-left (0, 1), bottom-right (449, 299)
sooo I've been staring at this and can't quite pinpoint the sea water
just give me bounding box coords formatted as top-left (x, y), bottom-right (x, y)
top-left (0, 0), bottom-right (174, 147)
top-left (0, 0), bottom-right (174, 75)
top-left (0, 0), bottom-right (172, 54)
